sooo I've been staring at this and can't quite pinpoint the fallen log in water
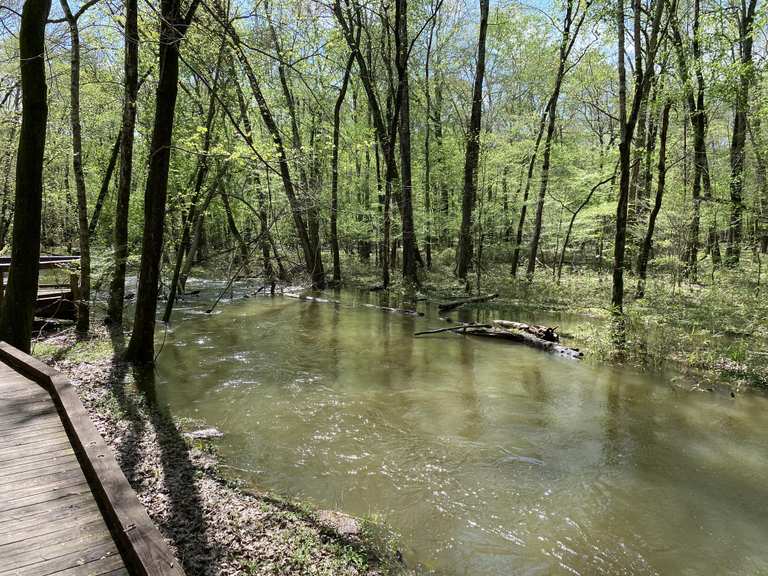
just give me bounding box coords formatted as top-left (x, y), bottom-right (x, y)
top-left (437, 293), bottom-right (498, 312)
top-left (492, 320), bottom-right (559, 342)
top-left (283, 292), bottom-right (423, 316)
top-left (360, 303), bottom-right (423, 317)
top-left (415, 321), bottom-right (582, 360)
top-left (283, 293), bottom-right (341, 305)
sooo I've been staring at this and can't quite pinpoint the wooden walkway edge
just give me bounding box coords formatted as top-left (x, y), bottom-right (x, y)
top-left (0, 342), bottom-right (185, 576)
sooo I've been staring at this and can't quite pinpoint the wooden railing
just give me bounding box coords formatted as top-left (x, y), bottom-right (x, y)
top-left (0, 255), bottom-right (81, 312)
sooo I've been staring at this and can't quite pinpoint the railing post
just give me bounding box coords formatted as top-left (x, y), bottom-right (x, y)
top-left (70, 271), bottom-right (80, 304)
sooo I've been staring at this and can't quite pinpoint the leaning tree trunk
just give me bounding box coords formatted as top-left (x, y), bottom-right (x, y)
top-left (526, 0), bottom-right (584, 280)
top-left (163, 38), bottom-right (223, 323)
top-left (88, 128), bottom-right (122, 237)
top-left (108, 0), bottom-right (139, 326)
top-left (0, 0), bottom-right (51, 352)
top-left (222, 8), bottom-right (322, 290)
top-left (636, 101), bottom-right (671, 298)
top-left (511, 103), bottom-right (550, 277)
top-left (125, 0), bottom-right (200, 363)
top-left (455, 0), bottom-right (489, 281)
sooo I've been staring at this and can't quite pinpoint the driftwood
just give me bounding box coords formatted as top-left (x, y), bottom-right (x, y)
top-left (284, 293), bottom-right (423, 316)
top-left (415, 321), bottom-right (582, 360)
top-left (492, 320), bottom-right (559, 342)
top-left (415, 324), bottom-right (492, 335)
top-left (283, 293), bottom-right (341, 305)
top-left (360, 303), bottom-right (423, 316)
top-left (438, 293), bottom-right (498, 312)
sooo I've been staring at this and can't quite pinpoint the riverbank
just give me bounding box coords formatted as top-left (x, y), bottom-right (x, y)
top-left (339, 256), bottom-right (768, 391)
top-left (32, 329), bottom-right (407, 576)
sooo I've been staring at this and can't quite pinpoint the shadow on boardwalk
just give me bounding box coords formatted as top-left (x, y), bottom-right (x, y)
top-left (98, 328), bottom-right (220, 575)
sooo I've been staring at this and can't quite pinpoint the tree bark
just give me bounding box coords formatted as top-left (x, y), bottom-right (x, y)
top-left (395, 0), bottom-right (420, 284)
top-left (526, 0), bottom-right (585, 280)
top-left (331, 53), bottom-right (355, 285)
top-left (60, 0), bottom-right (91, 336)
top-left (456, 0), bottom-right (489, 280)
top-left (611, 0), bottom-right (665, 313)
top-left (108, 0), bottom-right (139, 326)
top-left (125, 0), bottom-right (200, 363)
top-left (636, 100), bottom-right (671, 298)
top-left (0, 0), bottom-right (51, 352)
top-left (88, 128), bottom-right (122, 237)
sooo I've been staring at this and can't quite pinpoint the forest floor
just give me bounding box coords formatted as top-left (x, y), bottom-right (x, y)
top-left (32, 329), bottom-right (408, 576)
top-left (341, 254), bottom-right (768, 392)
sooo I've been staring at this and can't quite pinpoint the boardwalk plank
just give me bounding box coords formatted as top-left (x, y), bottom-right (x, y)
top-left (0, 343), bottom-right (184, 576)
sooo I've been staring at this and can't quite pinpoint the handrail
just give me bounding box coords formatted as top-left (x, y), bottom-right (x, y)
top-left (0, 254), bottom-right (81, 271)
top-left (0, 342), bottom-right (185, 576)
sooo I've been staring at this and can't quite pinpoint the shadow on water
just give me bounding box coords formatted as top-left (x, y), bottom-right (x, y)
top-left (106, 327), bottom-right (219, 575)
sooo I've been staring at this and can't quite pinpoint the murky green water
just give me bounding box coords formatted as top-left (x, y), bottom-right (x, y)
top-left (153, 288), bottom-right (768, 575)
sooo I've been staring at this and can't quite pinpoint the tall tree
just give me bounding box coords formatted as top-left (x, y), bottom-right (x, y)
top-left (331, 52), bottom-right (356, 285)
top-left (333, 0), bottom-right (399, 288)
top-left (636, 100), bottom-right (672, 297)
top-left (218, 1), bottom-right (326, 289)
top-left (395, 0), bottom-right (420, 284)
top-left (725, 0), bottom-right (759, 265)
top-left (526, 0), bottom-right (589, 279)
top-left (455, 0), bottom-right (489, 280)
top-left (0, 0), bottom-right (52, 352)
top-left (124, 0), bottom-right (201, 363)
top-left (670, 0), bottom-right (713, 280)
top-left (59, 0), bottom-right (99, 335)
top-left (612, 0), bottom-right (666, 313)
top-left (107, 0), bottom-right (139, 326)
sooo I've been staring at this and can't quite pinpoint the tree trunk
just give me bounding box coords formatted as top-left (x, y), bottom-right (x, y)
top-left (266, 4), bottom-right (325, 288)
top-left (331, 53), bottom-right (355, 285)
top-left (60, 0), bottom-right (91, 336)
top-left (163, 38), bottom-right (224, 323)
top-left (395, 0), bottom-right (420, 284)
top-left (423, 16), bottom-right (437, 269)
top-left (636, 101), bottom-right (671, 298)
top-left (671, 0), bottom-right (711, 280)
top-left (511, 103), bottom-right (550, 276)
top-left (125, 0), bottom-right (200, 363)
top-left (223, 6), bottom-right (323, 289)
top-left (726, 0), bottom-right (758, 265)
top-left (0, 0), bottom-right (51, 352)
top-left (88, 128), bottom-right (122, 237)
top-left (221, 187), bottom-right (249, 275)
top-left (456, 0), bottom-right (489, 280)
top-left (611, 0), bottom-right (665, 312)
top-left (108, 0), bottom-right (139, 325)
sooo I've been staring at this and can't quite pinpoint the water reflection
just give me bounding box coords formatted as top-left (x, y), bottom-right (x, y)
top-left (152, 290), bottom-right (768, 576)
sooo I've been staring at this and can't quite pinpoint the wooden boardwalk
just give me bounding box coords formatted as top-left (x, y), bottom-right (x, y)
top-left (0, 362), bottom-right (126, 575)
top-left (0, 343), bottom-right (184, 576)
